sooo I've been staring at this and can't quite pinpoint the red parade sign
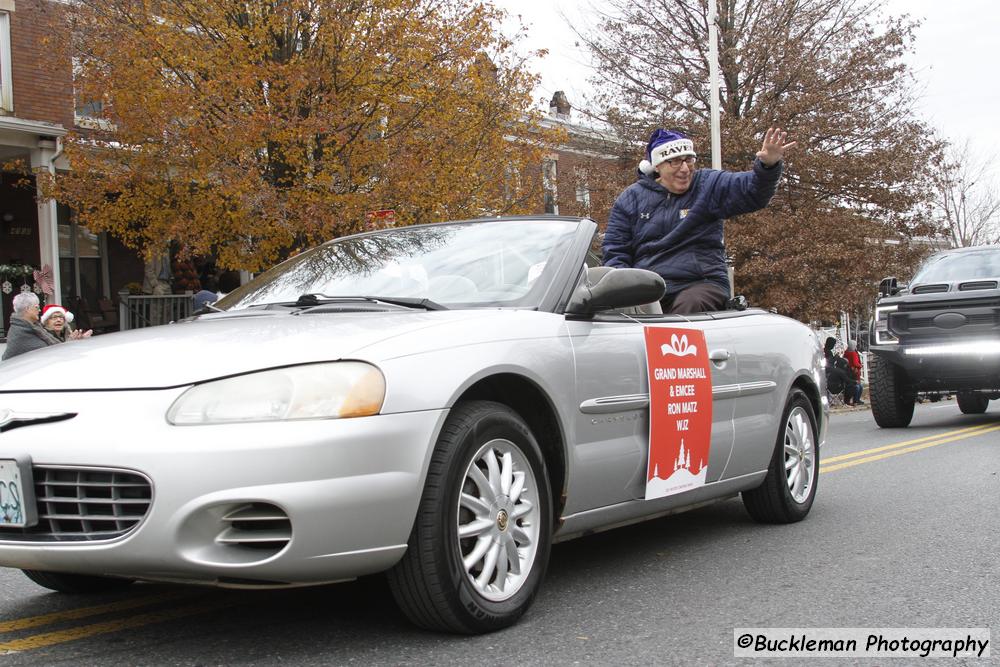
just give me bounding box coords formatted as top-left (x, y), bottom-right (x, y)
top-left (366, 209), bottom-right (396, 229)
top-left (643, 327), bottom-right (714, 500)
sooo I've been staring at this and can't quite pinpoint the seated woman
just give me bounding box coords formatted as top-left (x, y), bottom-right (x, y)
top-left (824, 337), bottom-right (862, 406)
top-left (40, 304), bottom-right (93, 343)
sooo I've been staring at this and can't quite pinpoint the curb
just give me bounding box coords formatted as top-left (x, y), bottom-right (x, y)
top-left (830, 404), bottom-right (870, 414)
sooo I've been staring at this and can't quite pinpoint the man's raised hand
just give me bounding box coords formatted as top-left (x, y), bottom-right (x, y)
top-left (757, 127), bottom-right (796, 166)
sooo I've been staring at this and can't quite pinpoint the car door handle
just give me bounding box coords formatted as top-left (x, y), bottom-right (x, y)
top-left (709, 349), bottom-right (731, 362)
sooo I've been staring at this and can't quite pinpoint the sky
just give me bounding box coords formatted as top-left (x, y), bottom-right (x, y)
top-left (492, 0), bottom-right (1000, 165)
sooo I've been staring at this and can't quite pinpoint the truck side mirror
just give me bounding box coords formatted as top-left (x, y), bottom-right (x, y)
top-left (878, 277), bottom-right (899, 298)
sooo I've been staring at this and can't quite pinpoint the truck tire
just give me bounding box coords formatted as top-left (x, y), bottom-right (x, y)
top-left (869, 354), bottom-right (915, 427)
top-left (957, 393), bottom-right (989, 414)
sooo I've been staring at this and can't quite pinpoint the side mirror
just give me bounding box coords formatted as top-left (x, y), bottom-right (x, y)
top-left (878, 276), bottom-right (900, 298)
top-left (566, 268), bottom-right (665, 315)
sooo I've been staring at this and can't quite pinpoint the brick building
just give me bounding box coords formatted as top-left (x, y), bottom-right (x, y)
top-left (0, 0), bottom-right (143, 336)
top-left (535, 91), bottom-right (631, 226)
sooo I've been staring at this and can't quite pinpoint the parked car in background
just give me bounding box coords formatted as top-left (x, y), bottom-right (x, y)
top-left (0, 217), bottom-right (827, 633)
top-left (869, 244), bottom-right (1000, 427)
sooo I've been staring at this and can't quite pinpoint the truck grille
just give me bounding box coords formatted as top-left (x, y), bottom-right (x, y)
top-left (902, 313), bottom-right (997, 329)
top-left (888, 296), bottom-right (1000, 341)
top-left (0, 466), bottom-right (153, 542)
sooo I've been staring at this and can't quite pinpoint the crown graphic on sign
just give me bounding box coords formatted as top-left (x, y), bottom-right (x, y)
top-left (660, 333), bottom-right (698, 357)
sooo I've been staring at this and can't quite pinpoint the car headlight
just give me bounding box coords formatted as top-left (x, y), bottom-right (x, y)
top-left (873, 304), bottom-right (898, 344)
top-left (167, 362), bottom-right (385, 425)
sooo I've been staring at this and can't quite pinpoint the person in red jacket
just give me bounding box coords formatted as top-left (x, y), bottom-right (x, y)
top-left (843, 339), bottom-right (865, 405)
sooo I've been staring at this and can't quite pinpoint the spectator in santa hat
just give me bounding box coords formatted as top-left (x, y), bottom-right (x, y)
top-left (40, 304), bottom-right (92, 343)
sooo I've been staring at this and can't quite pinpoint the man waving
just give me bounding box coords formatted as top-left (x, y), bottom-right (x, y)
top-left (603, 127), bottom-right (795, 314)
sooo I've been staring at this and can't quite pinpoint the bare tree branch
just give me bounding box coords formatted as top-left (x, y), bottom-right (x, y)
top-left (571, 0), bottom-right (941, 321)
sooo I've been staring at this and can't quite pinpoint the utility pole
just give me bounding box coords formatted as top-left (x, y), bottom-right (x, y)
top-left (708, 0), bottom-right (731, 295)
top-left (708, 0), bottom-right (721, 172)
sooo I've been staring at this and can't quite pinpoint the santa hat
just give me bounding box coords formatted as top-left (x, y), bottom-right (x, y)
top-left (40, 304), bottom-right (74, 325)
top-left (639, 129), bottom-right (697, 175)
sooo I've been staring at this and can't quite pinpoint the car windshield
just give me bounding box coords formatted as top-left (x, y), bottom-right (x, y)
top-left (911, 247), bottom-right (1000, 284)
top-left (217, 219), bottom-right (580, 310)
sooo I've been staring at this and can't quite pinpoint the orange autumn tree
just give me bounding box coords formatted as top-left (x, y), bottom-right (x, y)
top-left (42, 0), bottom-right (556, 271)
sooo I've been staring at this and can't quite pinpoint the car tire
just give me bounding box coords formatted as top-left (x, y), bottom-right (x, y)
top-left (742, 388), bottom-right (818, 524)
top-left (22, 569), bottom-right (135, 594)
top-left (387, 400), bottom-right (553, 634)
top-left (869, 354), bottom-right (915, 427)
top-left (957, 392), bottom-right (989, 414)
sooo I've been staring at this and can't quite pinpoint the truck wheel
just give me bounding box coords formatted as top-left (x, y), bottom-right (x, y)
top-left (869, 354), bottom-right (915, 427)
top-left (957, 393), bottom-right (989, 414)
top-left (387, 401), bottom-right (552, 634)
top-left (742, 389), bottom-right (818, 524)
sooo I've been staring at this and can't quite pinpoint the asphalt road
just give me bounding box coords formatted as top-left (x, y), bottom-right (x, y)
top-left (1, 401), bottom-right (997, 665)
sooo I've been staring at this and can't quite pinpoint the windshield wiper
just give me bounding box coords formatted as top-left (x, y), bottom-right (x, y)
top-left (365, 295), bottom-right (449, 311)
top-left (294, 294), bottom-right (448, 311)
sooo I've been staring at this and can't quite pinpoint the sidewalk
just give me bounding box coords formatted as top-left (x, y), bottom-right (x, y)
top-left (829, 387), bottom-right (871, 414)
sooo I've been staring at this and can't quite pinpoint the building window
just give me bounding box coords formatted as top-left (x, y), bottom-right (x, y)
top-left (58, 205), bottom-right (108, 312)
top-left (72, 57), bottom-right (115, 130)
top-left (575, 170), bottom-right (591, 214)
top-left (543, 158), bottom-right (558, 214)
top-left (76, 100), bottom-right (104, 118)
top-left (0, 11), bottom-right (12, 113)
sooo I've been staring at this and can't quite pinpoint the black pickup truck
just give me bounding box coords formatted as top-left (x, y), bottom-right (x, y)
top-left (869, 245), bottom-right (1000, 427)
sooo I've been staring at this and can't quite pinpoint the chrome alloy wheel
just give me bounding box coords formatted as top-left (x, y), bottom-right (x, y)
top-left (783, 406), bottom-right (816, 503)
top-left (457, 438), bottom-right (541, 602)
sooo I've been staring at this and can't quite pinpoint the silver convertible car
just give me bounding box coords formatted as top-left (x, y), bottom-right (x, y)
top-left (0, 217), bottom-right (827, 633)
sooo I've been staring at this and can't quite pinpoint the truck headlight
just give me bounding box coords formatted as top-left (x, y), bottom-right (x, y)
top-left (167, 362), bottom-right (385, 425)
top-left (873, 304), bottom-right (898, 345)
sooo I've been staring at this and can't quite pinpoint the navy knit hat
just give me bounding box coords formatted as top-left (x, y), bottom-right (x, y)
top-left (639, 129), bottom-right (696, 175)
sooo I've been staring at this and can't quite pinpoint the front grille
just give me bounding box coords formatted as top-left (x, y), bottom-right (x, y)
top-left (899, 296), bottom-right (1000, 312)
top-left (0, 466), bottom-right (152, 542)
top-left (902, 313), bottom-right (997, 329)
top-left (890, 296), bottom-right (1000, 342)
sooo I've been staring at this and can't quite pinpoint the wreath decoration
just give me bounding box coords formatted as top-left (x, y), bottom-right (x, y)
top-left (0, 263), bottom-right (41, 296)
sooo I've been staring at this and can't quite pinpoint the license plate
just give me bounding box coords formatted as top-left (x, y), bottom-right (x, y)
top-left (0, 458), bottom-right (37, 529)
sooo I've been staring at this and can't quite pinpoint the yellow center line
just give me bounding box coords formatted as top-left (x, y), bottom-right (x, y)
top-left (821, 424), bottom-right (1000, 473)
top-left (0, 590), bottom-right (199, 633)
top-left (0, 596), bottom-right (245, 654)
top-left (823, 422), bottom-right (997, 465)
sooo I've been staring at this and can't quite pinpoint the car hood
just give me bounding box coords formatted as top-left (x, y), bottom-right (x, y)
top-left (0, 309), bottom-right (494, 391)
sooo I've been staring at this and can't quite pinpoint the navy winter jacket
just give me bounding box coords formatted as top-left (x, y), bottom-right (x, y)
top-left (602, 159), bottom-right (782, 296)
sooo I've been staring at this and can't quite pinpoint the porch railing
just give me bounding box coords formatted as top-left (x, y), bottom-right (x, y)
top-left (118, 290), bottom-right (193, 331)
